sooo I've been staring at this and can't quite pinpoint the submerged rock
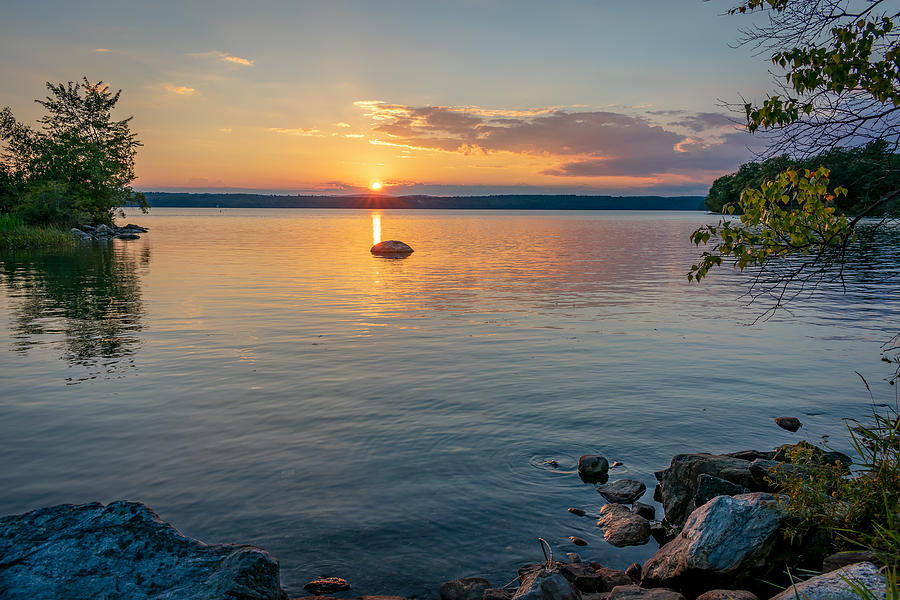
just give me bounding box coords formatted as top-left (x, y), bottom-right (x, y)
top-left (597, 479), bottom-right (646, 504)
top-left (569, 536), bottom-right (588, 546)
top-left (596, 503), bottom-right (650, 547)
top-left (774, 417), bottom-right (802, 432)
top-left (0, 501), bottom-right (286, 600)
top-left (440, 578), bottom-right (492, 600)
top-left (304, 577), bottom-right (351, 594)
top-left (370, 240), bottom-right (414, 255)
top-left (578, 455), bottom-right (610, 482)
top-left (768, 562), bottom-right (886, 600)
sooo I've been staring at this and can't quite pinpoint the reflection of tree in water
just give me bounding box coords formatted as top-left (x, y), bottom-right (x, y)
top-left (0, 244), bottom-right (149, 382)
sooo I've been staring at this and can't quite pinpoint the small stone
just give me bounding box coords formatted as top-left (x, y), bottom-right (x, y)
top-left (568, 507), bottom-right (587, 517)
top-left (370, 240), bottom-right (414, 255)
top-left (611, 461), bottom-right (624, 468)
top-left (569, 536), bottom-right (588, 546)
top-left (774, 417), bottom-right (802, 432)
top-left (695, 591), bottom-right (759, 600)
top-left (440, 578), bottom-right (491, 600)
top-left (304, 577), bottom-right (351, 594)
top-left (624, 563), bottom-right (641, 584)
top-left (607, 585), bottom-right (685, 600)
top-left (566, 552), bottom-right (582, 563)
top-left (596, 504), bottom-right (650, 547)
top-left (597, 479), bottom-right (646, 504)
top-left (578, 455), bottom-right (610, 482)
top-left (632, 502), bottom-right (655, 520)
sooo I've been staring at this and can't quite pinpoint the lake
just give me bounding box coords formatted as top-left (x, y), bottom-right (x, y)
top-left (0, 208), bottom-right (897, 598)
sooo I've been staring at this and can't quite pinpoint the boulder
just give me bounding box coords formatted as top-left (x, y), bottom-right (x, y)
top-left (0, 501), bottom-right (286, 600)
top-left (693, 474), bottom-right (750, 507)
top-left (641, 493), bottom-right (786, 594)
top-left (559, 563), bottom-right (607, 593)
top-left (596, 504), bottom-right (650, 547)
top-left (440, 578), bottom-right (492, 600)
top-left (578, 455), bottom-right (610, 482)
top-left (304, 578), bottom-right (351, 594)
top-left (695, 591), bottom-right (758, 600)
top-left (624, 563), bottom-right (641, 584)
top-left (484, 589), bottom-right (513, 600)
top-left (607, 586), bottom-right (684, 600)
top-left (70, 227), bottom-right (93, 240)
top-left (597, 480), bottom-right (646, 504)
top-left (584, 565), bottom-right (631, 592)
top-left (653, 454), bottom-right (760, 526)
top-left (768, 562), bottom-right (886, 600)
top-left (747, 459), bottom-right (811, 488)
top-left (649, 523), bottom-right (674, 545)
top-left (370, 240), bottom-right (414, 255)
top-left (771, 442), bottom-right (851, 467)
top-left (632, 503), bottom-right (656, 520)
top-left (725, 450), bottom-right (774, 462)
top-left (512, 569), bottom-right (580, 600)
top-left (822, 551), bottom-right (881, 573)
top-left (116, 233), bottom-right (141, 240)
top-left (774, 417), bottom-right (802, 432)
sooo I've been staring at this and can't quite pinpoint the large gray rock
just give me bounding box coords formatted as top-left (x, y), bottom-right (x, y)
top-left (642, 493), bottom-right (786, 594)
top-left (597, 480), bottom-right (646, 504)
top-left (596, 504), bottom-right (650, 547)
top-left (441, 578), bottom-right (492, 600)
top-left (653, 454), bottom-right (761, 526)
top-left (694, 474), bottom-right (750, 507)
top-left (768, 562), bottom-right (886, 600)
top-left (0, 501), bottom-right (286, 600)
top-left (512, 569), bottom-right (581, 600)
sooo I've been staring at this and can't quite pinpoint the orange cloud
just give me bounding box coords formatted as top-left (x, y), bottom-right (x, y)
top-left (165, 85), bottom-right (196, 96)
top-left (267, 127), bottom-right (323, 137)
top-left (222, 55), bottom-right (253, 66)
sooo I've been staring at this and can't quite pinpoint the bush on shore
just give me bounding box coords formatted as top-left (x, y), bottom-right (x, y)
top-left (0, 213), bottom-right (76, 250)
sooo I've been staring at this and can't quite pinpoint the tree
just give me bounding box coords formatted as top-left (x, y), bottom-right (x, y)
top-left (0, 78), bottom-right (147, 227)
top-left (690, 0), bottom-right (900, 314)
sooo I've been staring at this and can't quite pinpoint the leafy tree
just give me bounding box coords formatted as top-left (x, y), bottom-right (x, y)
top-left (0, 78), bottom-right (147, 227)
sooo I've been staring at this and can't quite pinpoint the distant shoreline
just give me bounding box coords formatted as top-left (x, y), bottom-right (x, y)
top-left (139, 192), bottom-right (706, 211)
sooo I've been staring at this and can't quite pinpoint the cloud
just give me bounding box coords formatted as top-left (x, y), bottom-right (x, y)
top-left (267, 127), bottom-right (323, 137)
top-left (93, 48), bottom-right (112, 53)
top-left (334, 122), bottom-right (352, 128)
top-left (190, 51), bottom-right (254, 67)
top-left (222, 55), bottom-right (253, 66)
top-left (355, 101), bottom-right (756, 179)
top-left (165, 85), bottom-right (196, 96)
top-left (219, 128), bottom-right (232, 133)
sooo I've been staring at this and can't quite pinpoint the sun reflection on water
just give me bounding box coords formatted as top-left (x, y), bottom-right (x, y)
top-left (372, 213), bottom-right (381, 245)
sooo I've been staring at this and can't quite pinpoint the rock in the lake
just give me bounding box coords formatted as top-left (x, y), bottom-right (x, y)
top-left (116, 233), bottom-right (141, 240)
top-left (568, 507), bottom-right (587, 517)
top-left (304, 577), bottom-right (351, 594)
top-left (596, 503), bottom-right (650, 547)
top-left (566, 552), bottom-right (582, 564)
top-left (512, 569), bottom-right (580, 600)
top-left (822, 551), bottom-right (882, 573)
top-left (774, 417), bottom-right (802, 432)
top-left (649, 523), bottom-right (675, 545)
top-left (641, 493), bottom-right (786, 594)
top-left (440, 578), bottom-right (492, 600)
top-left (71, 227), bottom-right (93, 240)
top-left (725, 450), bottom-right (774, 462)
top-left (0, 501), bottom-right (286, 600)
top-left (607, 585), bottom-right (685, 600)
top-left (597, 479), bottom-right (646, 504)
top-left (768, 562), bottom-right (886, 600)
top-left (569, 535), bottom-right (588, 546)
top-left (559, 562), bottom-right (607, 593)
top-left (693, 473), bottom-right (750, 507)
top-left (484, 588), bottom-right (514, 600)
top-left (579, 455), bottom-right (610, 482)
top-left (653, 453), bottom-right (760, 527)
top-left (632, 502), bottom-right (656, 520)
top-left (370, 240), bottom-right (414, 255)
top-left (624, 563), bottom-right (641, 584)
top-left (695, 590), bottom-right (759, 600)
top-left (592, 567), bottom-right (632, 591)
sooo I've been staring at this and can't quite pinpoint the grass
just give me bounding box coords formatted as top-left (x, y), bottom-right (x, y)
top-left (0, 213), bottom-right (77, 250)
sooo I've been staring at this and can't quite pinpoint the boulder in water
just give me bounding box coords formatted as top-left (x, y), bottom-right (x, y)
top-left (371, 240), bottom-right (414, 255)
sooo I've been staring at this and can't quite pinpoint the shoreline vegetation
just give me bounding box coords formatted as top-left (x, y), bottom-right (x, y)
top-left (1, 412), bottom-right (895, 600)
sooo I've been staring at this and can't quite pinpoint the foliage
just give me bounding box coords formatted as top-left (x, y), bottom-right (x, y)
top-left (0, 212), bottom-right (77, 250)
top-left (0, 78), bottom-right (147, 227)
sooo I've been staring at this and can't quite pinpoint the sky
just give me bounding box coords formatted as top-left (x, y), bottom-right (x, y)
top-left (0, 1), bottom-right (775, 196)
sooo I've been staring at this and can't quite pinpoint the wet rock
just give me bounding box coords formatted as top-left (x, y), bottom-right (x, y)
top-left (725, 450), bottom-right (774, 462)
top-left (653, 454), bottom-right (759, 527)
top-left (568, 508), bottom-right (587, 517)
top-left (607, 585), bottom-right (685, 600)
top-left (624, 563), bottom-right (641, 584)
top-left (774, 417), bottom-right (802, 432)
top-left (822, 551), bottom-right (881, 572)
top-left (747, 459), bottom-right (811, 488)
top-left (484, 589), bottom-right (513, 600)
top-left (693, 474), bottom-right (750, 506)
top-left (440, 578), bottom-right (492, 600)
top-left (370, 240), bottom-right (414, 255)
top-left (304, 578), bottom-right (351, 594)
top-left (121, 223), bottom-right (148, 233)
top-left (596, 504), bottom-right (650, 547)
top-left (695, 591), bottom-right (759, 600)
top-left (594, 568), bottom-right (631, 591)
top-left (566, 553), bottom-right (582, 564)
top-left (597, 479), bottom-right (646, 504)
top-left (611, 461), bottom-right (624, 468)
top-left (641, 493), bottom-right (786, 594)
top-left (632, 502), bottom-right (655, 520)
top-left (71, 227), bottom-right (93, 240)
top-left (0, 501), bottom-right (286, 600)
top-left (579, 455), bottom-right (610, 482)
top-left (559, 562), bottom-right (606, 592)
top-left (116, 233), bottom-right (140, 240)
top-left (769, 562), bottom-right (886, 600)
top-left (649, 523), bottom-right (674, 545)
top-left (582, 594), bottom-right (610, 600)
top-left (518, 564), bottom-right (543, 578)
top-left (512, 570), bottom-right (580, 600)
top-left (569, 536), bottom-right (588, 546)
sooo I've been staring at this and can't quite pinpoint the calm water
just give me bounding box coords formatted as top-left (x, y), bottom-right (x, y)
top-left (1, 209), bottom-right (898, 597)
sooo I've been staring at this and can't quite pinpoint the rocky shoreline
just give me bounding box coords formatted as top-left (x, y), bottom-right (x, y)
top-left (70, 222), bottom-right (148, 241)
top-left (0, 425), bottom-right (890, 600)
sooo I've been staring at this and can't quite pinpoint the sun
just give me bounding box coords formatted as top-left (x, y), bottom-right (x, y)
top-left (370, 181), bottom-right (383, 191)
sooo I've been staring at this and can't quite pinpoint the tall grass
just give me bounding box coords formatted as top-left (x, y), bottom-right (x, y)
top-left (0, 212), bottom-right (76, 250)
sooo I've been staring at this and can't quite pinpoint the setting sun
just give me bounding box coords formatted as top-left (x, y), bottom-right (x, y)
top-left (370, 182), bottom-right (382, 191)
